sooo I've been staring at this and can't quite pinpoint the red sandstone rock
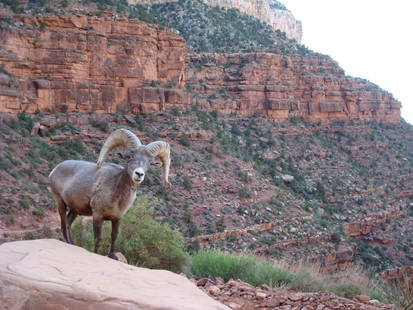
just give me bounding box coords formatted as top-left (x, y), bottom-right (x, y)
top-left (208, 285), bottom-right (221, 296)
top-left (0, 13), bottom-right (400, 124)
top-left (0, 13), bottom-right (186, 114)
top-left (186, 53), bottom-right (400, 123)
top-left (198, 278), bottom-right (394, 310)
top-left (356, 295), bottom-right (371, 303)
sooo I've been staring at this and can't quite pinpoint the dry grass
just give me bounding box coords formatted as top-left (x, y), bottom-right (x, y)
top-left (191, 250), bottom-right (388, 301)
top-left (269, 257), bottom-right (386, 301)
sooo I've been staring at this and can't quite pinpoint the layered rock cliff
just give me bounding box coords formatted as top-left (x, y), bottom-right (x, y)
top-left (128, 0), bottom-right (302, 42)
top-left (0, 13), bottom-right (401, 123)
top-left (186, 53), bottom-right (401, 123)
top-left (0, 13), bottom-right (187, 114)
top-left (199, 0), bottom-right (302, 42)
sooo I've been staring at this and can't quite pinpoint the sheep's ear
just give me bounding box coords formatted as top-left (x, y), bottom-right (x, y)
top-left (116, 146), bottom-right (128, 159)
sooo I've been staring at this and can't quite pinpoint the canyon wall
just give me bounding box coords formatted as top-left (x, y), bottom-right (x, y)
top-left (186, 53), bottom-right (401, 123)
top-left (0, 13), bottom-right (187, 114)
top-left (127, 0), bottom-right (302, 42)
top-left (0, 13), bottom-right (401, 123)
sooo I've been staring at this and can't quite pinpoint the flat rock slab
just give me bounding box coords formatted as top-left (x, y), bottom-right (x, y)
top-left (0, 239), bottom-right (229, 310)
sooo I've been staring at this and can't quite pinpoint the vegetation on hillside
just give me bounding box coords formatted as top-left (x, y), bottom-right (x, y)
top-left (1, 110), bottom-right (412, 274)
top-left (1, 0), bottom-right (310, 55)
top-left (0, 110), bottom-right (412, 305)
top-left (269, 0), bottom-right (287, 11)
top-left (191, 250), bottom-right (387, 302)
top-left (147, 0), bottom-right (308, 54)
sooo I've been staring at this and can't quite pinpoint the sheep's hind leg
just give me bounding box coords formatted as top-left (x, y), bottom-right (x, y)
top-left (92, 215), bottom-right (103, 254)
top-left (66, 210), bottom-right (78, 244)
top-left (108, 219), bottom-right (120, 260)
top-left (55, 196), bottom-right (69, 243)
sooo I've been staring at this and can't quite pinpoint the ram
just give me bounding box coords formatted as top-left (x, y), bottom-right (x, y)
top-left (49, 128), bottom-right (171, 259)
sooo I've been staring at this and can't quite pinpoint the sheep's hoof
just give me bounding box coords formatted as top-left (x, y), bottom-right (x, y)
top-left (163, 180), bottom-right (172, 189)
top-left (109, 253), bottom-right (118, 260)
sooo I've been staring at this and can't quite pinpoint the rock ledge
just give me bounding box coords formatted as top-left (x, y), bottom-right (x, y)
top-left (0, 239), bottom-right (229, 310)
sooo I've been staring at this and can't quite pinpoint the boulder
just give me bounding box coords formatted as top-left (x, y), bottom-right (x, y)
top-left (0, 239), bottom-right (229, 310)
top-left (281, 174), bottom-right (295, 183)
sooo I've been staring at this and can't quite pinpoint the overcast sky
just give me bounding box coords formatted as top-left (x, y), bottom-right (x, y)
top-left (281, 0), bottom-right (413, 125)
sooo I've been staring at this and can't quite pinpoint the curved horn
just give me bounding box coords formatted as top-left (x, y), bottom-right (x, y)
top-left (146, 141), bottom-right (171, 189)
top-left (97, 128), bottom-right (142, 168)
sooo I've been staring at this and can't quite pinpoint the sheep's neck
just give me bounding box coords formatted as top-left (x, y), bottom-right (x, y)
top-left (113, 169), bottom-right (138, 212)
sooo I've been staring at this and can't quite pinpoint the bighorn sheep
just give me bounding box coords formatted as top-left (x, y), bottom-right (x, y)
top-left (49, 128), bottom-right (171, 259)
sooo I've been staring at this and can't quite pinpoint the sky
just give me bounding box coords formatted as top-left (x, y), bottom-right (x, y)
top-left (281, 0), bottom-right (413, 125)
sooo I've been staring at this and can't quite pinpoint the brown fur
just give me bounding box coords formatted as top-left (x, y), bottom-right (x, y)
top-left (49, 148), bottom-right (152, 259)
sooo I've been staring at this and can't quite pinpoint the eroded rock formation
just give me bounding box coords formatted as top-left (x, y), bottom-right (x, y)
top-left (0, 13), bottom-right (401, 123)
top-left (0, 239), bottom-right (229, 310)
top-left (0, 13), bottom-right (187, 114)
top-left (342, 205), bottom-right (406, 238)
top-left (186, 53), bottom-right (401, 123)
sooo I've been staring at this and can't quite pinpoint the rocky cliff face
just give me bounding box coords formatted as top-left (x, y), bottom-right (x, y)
top-left (128, 0), bottom-right (302, 42)
top-left (200, 0), bottom-right (302, 42)
top-left (186, 53), bottom-right (401, 123)
top-left (0, 13), bottom-right (187, 114)
top-left (0, 13), bottom-right (401, 123)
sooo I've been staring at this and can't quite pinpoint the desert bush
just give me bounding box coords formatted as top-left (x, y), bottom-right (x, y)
top-left (0, 155), bottom-right (13, 170)
top-left (182, 175), bottom-right (193, 190)
top-left (290, 268), bottom-right (325, 292)
top-left (331, 283), bottom-right (362, 299)
top-left (179, 135), bottom-right (191, 147)
top-left (91, 119), bottom-right (109, 132)
top-left (385, 278), bottom-right (413, 309)
top-left (72, 196), bottom-right (188, 272)
top-left (215, 217), bottom-right (226, 232)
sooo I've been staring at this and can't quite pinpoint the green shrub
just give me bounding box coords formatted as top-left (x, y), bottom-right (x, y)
top-left (0, 156), bottom-right (13, 170)
top-left (290, 269), bottom-right (325, 292)
top-left (179, 136), bottom-right (190, 147)
top-left (215, 217), bottom-right (226, 232)
top-left (19, 195), bottom-right (32, 209)
top-left (238, 187), bottom-right (251, 199)
top-left (332, 283), bottom-right (362, 299)
top-left (385, 278), bottom-right (413, 308)
top-left (72, 196), bottom-right (188, 272)
top-left (182, 175), bottom-right (192, 190)
top-left (190, 250), bottom-right (294, 287)
top-left (91, 119), bottom-right (109, 132)
top-left (6, 215), bottom-right (15, 226)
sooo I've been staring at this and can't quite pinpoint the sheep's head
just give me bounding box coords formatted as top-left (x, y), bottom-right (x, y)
top-left (121, 146), bottom-right (154, 184)
top-left (97, 128), bottom-right (171, 188)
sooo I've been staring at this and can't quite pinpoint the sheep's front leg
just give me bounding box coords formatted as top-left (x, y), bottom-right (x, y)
top-left (92, 215), bottom-right (103, 254)
top-left (108, 219), bottom-right (120, 260)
